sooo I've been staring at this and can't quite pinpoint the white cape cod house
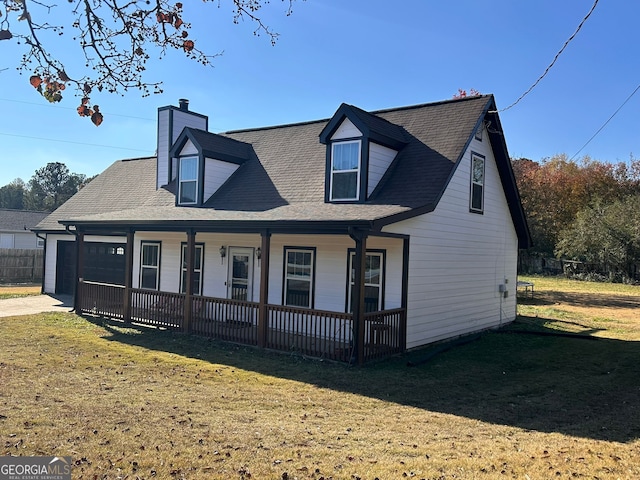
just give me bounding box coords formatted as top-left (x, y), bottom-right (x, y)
top-left (34, 96), bottom-right (530, 363)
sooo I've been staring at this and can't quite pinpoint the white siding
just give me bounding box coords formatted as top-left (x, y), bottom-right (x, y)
top-left (14, 232), bottom-right (40, 249)
top-left (129, 232), bottom-right (403, 312)
top-left (133, 232), bottom-right (261, 300)
top-left (156, 108), bottom-right (171, 190)
top-left (180, 139), bottom-right (198, 156)
top-left (0, 234), bottom-right (14, 248)
top-left (43, 234), bottom-right (73, 293)
top-left (331, 119), bottom-right (361, 140)
top-left (267, 234), bottom-right (403, 312)
top-left (368, 142), bottom-right (397, 196)
top-left (156, 107), bottom-right (207, 189)
top-left (203, 158), bottom-right (240, 202)
top-left (383, 138), bottom-right (519, 349)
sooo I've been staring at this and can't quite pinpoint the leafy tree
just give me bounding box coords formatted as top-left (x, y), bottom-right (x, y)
top-left (512, 154), bottom-right (640, 255)
top-left (25, 162), bottom-right (86, 211)
top-left (0, 0), bottom-right (298, 125)
top-left (556, 195), bottom-right (640, 281)
top-left (0, 178), bottom-right (26, 209)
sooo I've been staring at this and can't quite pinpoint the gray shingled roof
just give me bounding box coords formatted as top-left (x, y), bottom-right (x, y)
top-left (0, 209), bottom-right (49, 232)
top-left (33, 157), bottom-right (173, 231)
top-left (37, 95), bottom-right (530, 246)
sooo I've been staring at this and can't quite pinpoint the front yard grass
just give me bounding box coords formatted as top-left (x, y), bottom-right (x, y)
top-left (0, 277), bottom-right (639, 479)
top-left (0, 284), bottom-right (41, 299)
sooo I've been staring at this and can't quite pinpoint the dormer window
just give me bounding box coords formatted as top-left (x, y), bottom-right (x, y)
top-left (330, 140), bottom-right (361, 201)
top-left (178, 156), bottom-right (198, 205)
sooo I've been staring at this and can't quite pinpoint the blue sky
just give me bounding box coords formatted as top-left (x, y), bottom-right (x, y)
top-left (0, 0), bottom-right (636, 187)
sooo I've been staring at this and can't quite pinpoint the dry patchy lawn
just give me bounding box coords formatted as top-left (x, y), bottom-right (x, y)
top-left (0, 284), bottom-right (41, 299)
top-left (0, 277), bottom-right (639, 479)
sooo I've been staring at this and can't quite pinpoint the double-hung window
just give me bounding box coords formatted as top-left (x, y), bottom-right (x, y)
top-left (470, 153), bottom-right (485, 213)
top-left (179, 156), bottom-right (198, 205)
top-left (330, 141), bottom-right (360, 201)
top-left (348, 251), bottom-right (384, 313)
top-left (180, 243), bottom-right (204, 295)
top-left (284, 248), bottom-right (315, 308)
top-left (140, 241), bottom-right (161, 290)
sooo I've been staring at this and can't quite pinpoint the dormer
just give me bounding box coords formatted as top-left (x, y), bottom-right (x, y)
top-left (170, 127), bottom-right (253, 206)
top-left (156, 99), bottom-right (208, 190)
top-left (319, 104), bottom-right (408, 203)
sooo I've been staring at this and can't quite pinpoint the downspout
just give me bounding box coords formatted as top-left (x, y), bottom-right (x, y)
top-left (35, 232), bottom-right (47, 294)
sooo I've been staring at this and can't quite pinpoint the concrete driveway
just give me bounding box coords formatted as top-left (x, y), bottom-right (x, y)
top-left (0, 294), bottom-right (73, 318)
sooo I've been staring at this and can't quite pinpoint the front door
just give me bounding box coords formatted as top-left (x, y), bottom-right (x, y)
top-left (227, 247), bottom-right (254, 301)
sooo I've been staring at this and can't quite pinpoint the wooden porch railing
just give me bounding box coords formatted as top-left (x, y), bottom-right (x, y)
top-left (191, 296), bottom-right (259, 345)
top-left (77, 281), bottom-right (125, 319)
top-left (266, 305), bottom-right (354, 362)
top-left (363, 308), bottom-right (406, 362)
top-left (130, 289), bottom-right (185, 329)
top-left (76, 281), bottom-right (405, 363)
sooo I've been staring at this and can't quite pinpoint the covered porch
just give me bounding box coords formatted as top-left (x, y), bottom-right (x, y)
top-left (68, 223), bottom-right (409, 364)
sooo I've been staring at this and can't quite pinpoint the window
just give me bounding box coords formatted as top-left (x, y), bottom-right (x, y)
top-left (330, 141), bottom-right (360, 201)
top-left (140, 242), bottom-right (161, 290)
top-left (36, 237), bottom-right (45, 248)
top-left (283, 248), bottom-right (315, 308)
top-left (348, 251), bottom-right (384, 313)
top-left (470, 153), bottom-right (485, 213)
top-left (180, 243), bottom-right (204, 295)
top-left (178, 156), bottom-right (198, 205)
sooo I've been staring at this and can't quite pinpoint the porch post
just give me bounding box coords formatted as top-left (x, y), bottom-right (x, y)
top-left (123, 230), bottom-right (134, 323)
top-left (258, 230), bottom-right (271, 348)
top-left (73, 230), bottom-right (85, 313)
top-left (350, 228), bottom-right (368, 365)
top-left (400, 236), bottom-right (410, 352)
top-left (183, 229), bottom-right (195, 333)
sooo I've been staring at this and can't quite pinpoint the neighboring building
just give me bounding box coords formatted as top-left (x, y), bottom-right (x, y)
top-left (0, 209), bottom-right (48, 249)
top-left (34, 95), bottom-right (530, 363)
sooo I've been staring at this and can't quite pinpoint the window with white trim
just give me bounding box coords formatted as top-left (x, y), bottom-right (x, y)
top-left (470, 153), bottom-right (485, 213)
top-left (178, 156), bottom-right (198, 205)
top-left (330, 141), bottom-right (360, 201)
top-left (140, 241), bottom-right (160, 290)
top-left (284, 248), bottom-right (315, 308)
top-left (180, 243), bottom-right (204, 295)
top-left (348, 251), bottom-right (384, 313)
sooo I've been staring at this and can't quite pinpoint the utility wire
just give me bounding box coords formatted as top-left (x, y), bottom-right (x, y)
top-left (0, 97), bottom-right (154, 121)
top-left (569, 82), bottom-right (640, 161)
top-left (498, 0), bottom-right (599, 113)
top-left (0, 131), bottom-right (152, 153)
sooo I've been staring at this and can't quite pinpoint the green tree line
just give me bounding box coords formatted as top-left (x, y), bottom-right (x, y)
top-left (0, 162), bottom-right (92, 212)
top-left (512, 154), bottom-right (640, 281)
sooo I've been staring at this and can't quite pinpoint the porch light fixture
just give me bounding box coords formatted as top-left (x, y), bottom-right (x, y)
top-left (219, 245), bottom-right (226, 264)
top-left (256, 247), bottom-right (261, 260)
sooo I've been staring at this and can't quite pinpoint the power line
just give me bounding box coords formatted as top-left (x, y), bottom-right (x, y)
top-left (0, 97), bottom-right (154, 121)
top-left (0, 131), bottom-right (152, 153)
top-left (569, 82), bottom-right (640, 161)
top-left (498, 0), bottom-right (600, 113)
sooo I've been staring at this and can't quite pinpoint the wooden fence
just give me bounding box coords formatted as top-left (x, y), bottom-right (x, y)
top-left (0, 248), bottom-right (44, 284)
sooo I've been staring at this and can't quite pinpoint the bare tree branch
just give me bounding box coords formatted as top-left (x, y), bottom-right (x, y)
top-left (0, 0), bottom-right (299, 124)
